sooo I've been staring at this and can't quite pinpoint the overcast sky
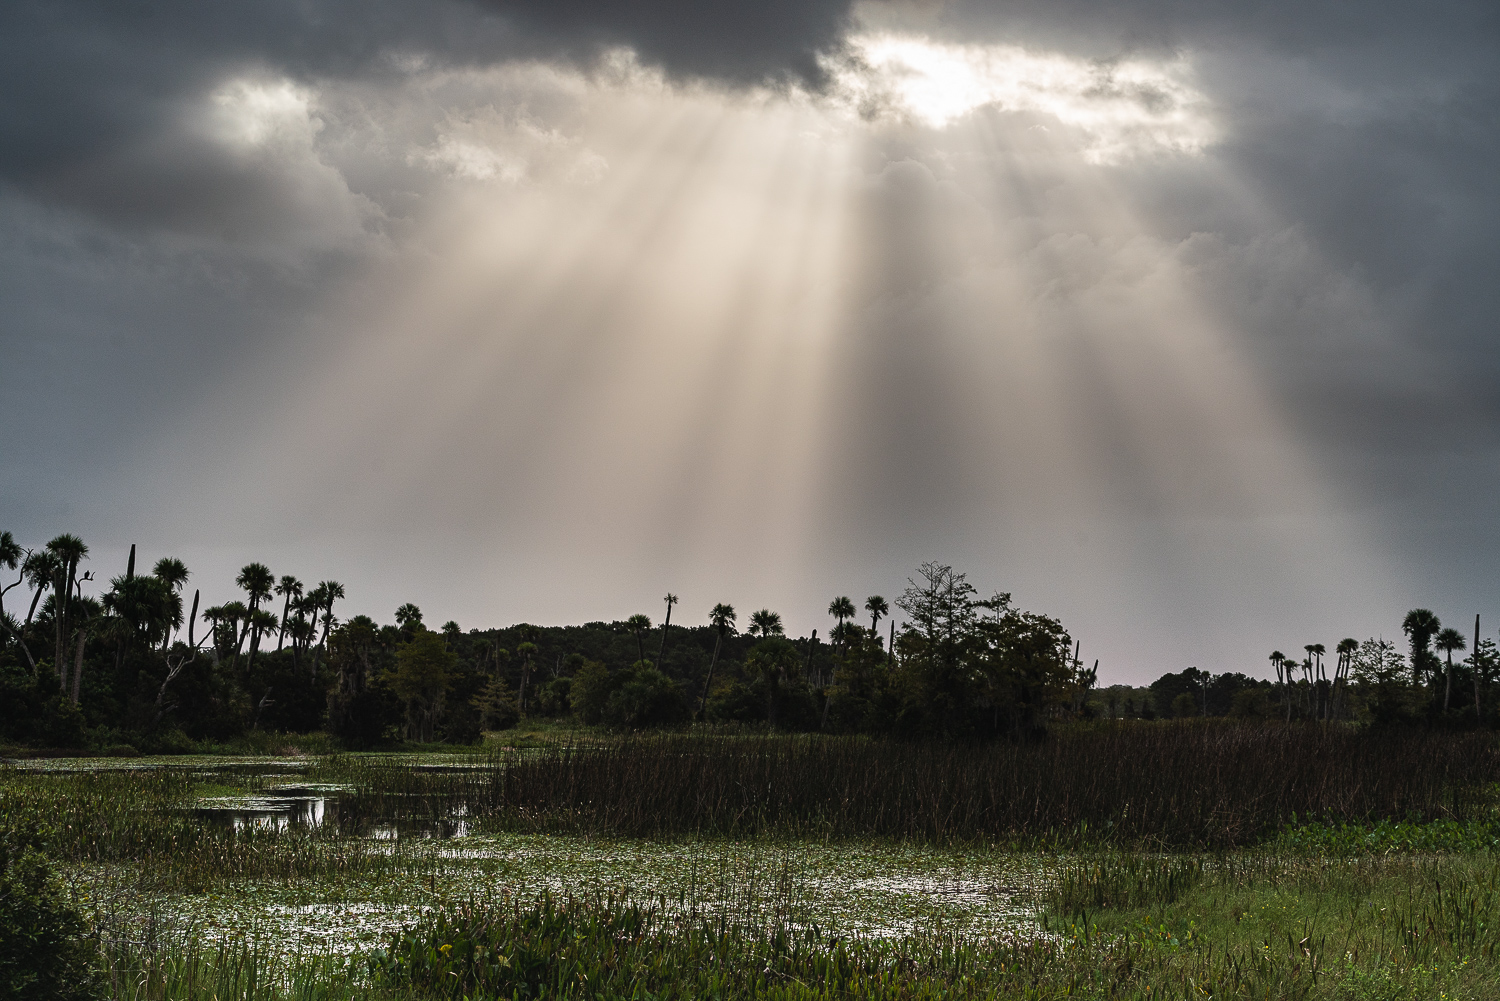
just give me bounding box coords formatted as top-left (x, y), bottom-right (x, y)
top-left (3, 0), bottom-right (1497, 683)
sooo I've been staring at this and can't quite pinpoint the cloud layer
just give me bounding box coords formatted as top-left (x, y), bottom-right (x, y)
top-left (3, 0), bottom-right (1498, 680)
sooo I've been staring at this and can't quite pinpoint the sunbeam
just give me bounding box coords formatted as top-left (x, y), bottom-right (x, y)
top-left (98, 29), bottom-right (1417, 673)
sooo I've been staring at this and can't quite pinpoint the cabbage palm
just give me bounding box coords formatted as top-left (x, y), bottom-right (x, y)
top-left (274, 575), bottom-right (302, 651)
top-left (234, 563), bottom-right (275, 670)
top-left (626, 614), bottom-right (652, 666)
top-left (865, 595), bottom-right (888, 636)
top-left (1402, 609), bottom-right (1441, 685)
top-left (0, 531), bottom-right (34, 670)
top-left (153, 557), bottom-right (189, 592)
top-left (21, 550), bottom-right (59, 636)
top-left (828, 596), bottom-right (855, 653)
top-left (66, 595), bottom-right (102, 704)
top-left (748, 609), bottom-right (783, 637)
top-left (696, 603), bottom-right (736, 720)
top-left (1436, 627), bottom-right (1466, 712)
top-left (46, 534), bottom-right (88, 681)
top-left (1334, 637), bottom-right (1359, 719)
top-left (656, 593), bottom-right (678, 668)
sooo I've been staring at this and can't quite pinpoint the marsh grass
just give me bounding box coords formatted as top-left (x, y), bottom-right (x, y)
top-left (314, 725), bottom-right (1500, 848)
top-left (96, 860), bottom-right (1500, 1001)
top-left (1042, 851), bottom-right (1500, 998)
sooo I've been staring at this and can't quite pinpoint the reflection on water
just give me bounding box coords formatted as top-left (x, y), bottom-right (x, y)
top-left (196, 785), bottom-right (472, 839)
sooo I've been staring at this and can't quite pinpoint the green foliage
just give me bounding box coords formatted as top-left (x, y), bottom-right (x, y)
top-left (1276, 816), bottom-right (1500, 855)
top-left (602, 664), bottom-right (690, 729)
top-left (371, 892), bottom-right (1027, 1001)
top-left (569, 659), bottom-right (612, 725)
top-left (1049, 852), bottom-right (1205, 914)
top-left (0, 841), bottom-right (101, 1001)
top-left (0, 666), bottom-right (87, 747)
top-left (389, 628), bottom-right (456, 742)
top-left (473, 676), bottom-right (521, 730)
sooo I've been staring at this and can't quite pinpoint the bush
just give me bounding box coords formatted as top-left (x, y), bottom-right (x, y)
top-left (706, 679), bottom-right (764, 724)
top-left (0, 841), bottom-right (101, 1001)
top-left (570, 660), bottom-right (612, 725)
top-left (471, 677), bottom-right (520, 731)
top-left (602, 666), bottom-right (690, 730)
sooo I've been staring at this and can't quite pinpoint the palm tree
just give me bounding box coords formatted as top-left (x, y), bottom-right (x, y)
top-left (274, 575), bottom-right (302, 651)
top-left (1306, 643), bottom-right (1325, 714)
top-left (395, 603), bottom-right (423, 630)
top-left (696, 603), bottom-right (736, 720)
top-left (21, 550), bottom-right (59, 640)
top-left (656, 593), bottom-right (678, 668)
top-left (152, 558), bottom-right (190, 652)
top-left (865, 595), bottom-right (888, 637)
top-left (1269, 651), bottom-right (1288, 721)
top-left (153, 557), bottom-right (189, 592)
top-left (1436, 627), bottom-right (1466, 712)
top-left (312, 580), bottom-right (345, 674)
top-left (218, 600), bottom-right (249, 662)
top-left (1334, 637), bottom-right (1358, 719)
top-left (0, 531), bottom-right (34, 670)
top-left (235, 563), bottom-right (275, 670)
top-left (828, 596), bottom-right (855, 652)
top-left (45, 534), bottom-right (88, 681)
top-left (1402, 609), bottom-right (1441, 686)
top-left (626, 613), bottom-right (652, 665)
top-left (748, 609), bottom-right (783, 638)
top-left (67, 595), bottom-right (102, 704)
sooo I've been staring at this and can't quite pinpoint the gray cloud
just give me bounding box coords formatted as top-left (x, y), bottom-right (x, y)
top-left (3, 0), bottom-right (1499, 680)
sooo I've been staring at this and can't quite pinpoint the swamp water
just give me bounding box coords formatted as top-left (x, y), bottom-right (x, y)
top-left (27, 756), bottom-right (1052, 959)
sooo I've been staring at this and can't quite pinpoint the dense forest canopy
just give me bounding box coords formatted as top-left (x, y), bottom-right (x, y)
top-left (2, 529), bottom-right (1496, 751)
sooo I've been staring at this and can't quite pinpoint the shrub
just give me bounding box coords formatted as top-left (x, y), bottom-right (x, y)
top-left (602, 666), bottom-right (689, 730)
top-left (0, 841), bottom-right (101, 1001)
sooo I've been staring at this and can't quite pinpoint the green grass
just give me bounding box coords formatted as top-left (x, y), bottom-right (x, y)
top-left (1040, 851), bottom-right (1500, 998)
top-left (91, 860), bottom-right (1500, 1000)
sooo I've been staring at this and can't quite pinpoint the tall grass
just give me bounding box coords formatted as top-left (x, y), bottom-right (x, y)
top-left (318, 724), bottom-right (1500, 848)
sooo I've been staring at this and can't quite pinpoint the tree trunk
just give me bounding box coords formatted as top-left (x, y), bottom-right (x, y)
top-left (54, 575), bottom-right (67, 683)
top-left (1444, 652), bottom-right (1453, 712)
top-left (656, 603), bottom-right (673, 668)
top-left (277, 593), bottom-right (292, 651)
top-left (1476, 614), bottom-right (1483, 721)
top-left (70, 615), bottom-right (89, 704)
top-left (697, 633), bottom-right (723, 721)
top-left (0, 580), bottom-right (36, 672)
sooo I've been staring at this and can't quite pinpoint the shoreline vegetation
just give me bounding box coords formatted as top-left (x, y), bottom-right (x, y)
top-left (4, 730), bottom-right (1500, 999)
top-left (6, 529), bottom-right (1500, 998)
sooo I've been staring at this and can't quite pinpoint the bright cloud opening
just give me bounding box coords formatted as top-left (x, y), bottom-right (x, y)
top-left (831, 34), bottom-right (1218, 161)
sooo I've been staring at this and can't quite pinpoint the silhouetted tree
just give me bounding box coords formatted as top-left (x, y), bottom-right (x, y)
top-left (1402, 609), bottom-right (1441, 686)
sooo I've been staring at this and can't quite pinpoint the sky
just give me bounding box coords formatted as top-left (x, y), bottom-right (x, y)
top-left (2, 0), bottom-right (1498, 683)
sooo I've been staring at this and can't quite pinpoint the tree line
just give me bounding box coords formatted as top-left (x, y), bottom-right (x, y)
top-left (3, 529), bottom-right (1496, 750)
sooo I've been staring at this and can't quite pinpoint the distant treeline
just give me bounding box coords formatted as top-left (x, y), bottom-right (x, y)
top-left (1, 529), bottom-right (1496, 751)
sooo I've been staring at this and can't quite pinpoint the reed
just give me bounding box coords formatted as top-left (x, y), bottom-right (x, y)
top-left (318, 724), bottom-right (1500, 848)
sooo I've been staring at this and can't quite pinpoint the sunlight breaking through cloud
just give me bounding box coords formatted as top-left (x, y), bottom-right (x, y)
top-left (830, 34), bottom-right (1217, 161)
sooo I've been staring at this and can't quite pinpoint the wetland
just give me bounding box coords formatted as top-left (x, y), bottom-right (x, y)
top-left (7, 728), bottom-right (1500, 999)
